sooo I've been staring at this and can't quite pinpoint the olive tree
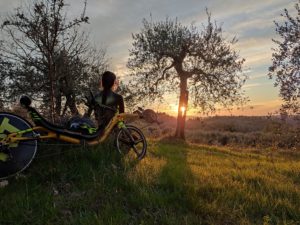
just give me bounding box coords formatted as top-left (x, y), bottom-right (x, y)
top-left (269, 0), bottom-right (300, 115)
top-left (1, 0), bottom-right (107, 120)
top-left (0, 51), bottom-right (11, 108)
top-left (127, 13), bottom-right (247, 139)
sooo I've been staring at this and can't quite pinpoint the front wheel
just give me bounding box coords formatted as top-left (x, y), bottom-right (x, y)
top-left (0, 112), bottom-right (37, 179)
top-left (116, 125), bottom-right (147, 160)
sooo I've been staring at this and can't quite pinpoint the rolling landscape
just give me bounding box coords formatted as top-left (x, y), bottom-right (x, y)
top-left (0, 113), bottom-right (299, 224)
top-left (0, 0), bottom-right (299, 224)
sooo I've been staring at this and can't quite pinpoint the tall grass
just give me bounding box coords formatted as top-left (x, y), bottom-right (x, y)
top-left (0, 139), bottom-right (299, 224)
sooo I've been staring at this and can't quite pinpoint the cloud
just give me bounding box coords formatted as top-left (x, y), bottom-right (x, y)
top-left (243, 83), bottom-right (264, 89)
top-left (249, 74), bottom-right (268, 80)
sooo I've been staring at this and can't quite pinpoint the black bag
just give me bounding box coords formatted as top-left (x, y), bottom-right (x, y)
top-left (67, 116), bottom-right (97, 134)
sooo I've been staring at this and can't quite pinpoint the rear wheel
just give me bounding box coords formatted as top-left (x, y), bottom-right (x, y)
top-left (0, 113), bottom-right (37, 179)
top-left (116, 125), bottom-right (147, 160)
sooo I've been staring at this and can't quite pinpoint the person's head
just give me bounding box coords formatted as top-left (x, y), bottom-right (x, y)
top-left (101, 71), bottom-right (117, 91)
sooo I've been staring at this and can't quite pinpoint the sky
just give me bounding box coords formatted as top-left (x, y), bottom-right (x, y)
top-left (0, 0), bottom-right (296, 116)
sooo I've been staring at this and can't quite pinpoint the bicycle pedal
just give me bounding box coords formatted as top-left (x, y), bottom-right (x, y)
top-left (0, 152), bottom-right (9, 162)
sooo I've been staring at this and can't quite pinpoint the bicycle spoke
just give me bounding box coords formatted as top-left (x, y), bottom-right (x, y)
top-left (119, 137), bottom-right (131, 145)
top-left (134, 138), bottom-right (143, 144)
top-left (132, 144), bottom-right (140, 156)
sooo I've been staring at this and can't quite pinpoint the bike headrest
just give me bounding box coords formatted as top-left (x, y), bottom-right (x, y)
top-left (20, 95), bottom-right (32, 108)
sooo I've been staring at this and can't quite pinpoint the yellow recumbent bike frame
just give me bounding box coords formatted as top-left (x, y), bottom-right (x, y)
top-left (0, 96), bottom-right (147, 179)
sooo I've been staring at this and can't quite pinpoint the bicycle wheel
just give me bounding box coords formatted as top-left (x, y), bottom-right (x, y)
top-left (0, 112), bottom-right (37, 179)
top-left (116, 125), bottom-right (147, 160)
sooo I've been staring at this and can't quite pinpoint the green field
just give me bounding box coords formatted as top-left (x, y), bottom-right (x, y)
top-left (0, 140), bottom-right (299, 225)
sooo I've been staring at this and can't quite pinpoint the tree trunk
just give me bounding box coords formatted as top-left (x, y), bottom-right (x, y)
top-left (55, 92), bottom-right (62, 117)
top-left (175, 76), bottom-right (188, 139)
top-left (66, 94), bottom-right (79, 116)
top-left (48, 56), bottom-right (55, 123)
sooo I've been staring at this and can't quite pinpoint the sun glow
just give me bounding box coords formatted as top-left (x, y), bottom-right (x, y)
top-left (180, 106), bottom-right (186, 115)
top-left (167, 104), bottom-right (188, 116)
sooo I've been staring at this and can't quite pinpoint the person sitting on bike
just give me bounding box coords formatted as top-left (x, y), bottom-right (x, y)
top-left (93, 71), bottom-right (124, 127)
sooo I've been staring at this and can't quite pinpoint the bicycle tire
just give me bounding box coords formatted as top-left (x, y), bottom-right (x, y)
top-left (0, 112), bottom-right (37, 179)
top-left (116, 125), bottom-right (147, 160)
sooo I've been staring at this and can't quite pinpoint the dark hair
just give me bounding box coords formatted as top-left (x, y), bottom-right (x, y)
top-left (102, 71), bottom-right (116, 91)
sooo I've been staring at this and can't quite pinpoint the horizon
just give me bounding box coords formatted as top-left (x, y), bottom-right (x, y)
top-left (0, 0), bottom-right (295, 116)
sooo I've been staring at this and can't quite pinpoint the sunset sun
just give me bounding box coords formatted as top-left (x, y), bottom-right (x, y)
top-left (180, 106), bottom-right (186, 115)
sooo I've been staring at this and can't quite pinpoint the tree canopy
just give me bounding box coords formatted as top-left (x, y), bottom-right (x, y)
top-left (0, 0), bottom-right (107, 120)
top-left (269, 0), bottom-right (300, 115)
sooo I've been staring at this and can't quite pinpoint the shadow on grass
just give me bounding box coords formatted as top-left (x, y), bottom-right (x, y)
top-left (117, 137), bottom-right (202, 225)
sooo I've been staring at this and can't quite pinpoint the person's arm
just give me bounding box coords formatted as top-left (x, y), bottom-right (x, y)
top-left (84, 91), bottom-right (96, 117)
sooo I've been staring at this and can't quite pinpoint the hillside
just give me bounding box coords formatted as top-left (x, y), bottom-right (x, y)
top-left (132, 114), bottom-right (300, 149)
top-left (0, 140), bottom-right (299, 224)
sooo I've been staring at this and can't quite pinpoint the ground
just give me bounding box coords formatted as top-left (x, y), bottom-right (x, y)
top-left (0, 139), bottom-right (299, 225)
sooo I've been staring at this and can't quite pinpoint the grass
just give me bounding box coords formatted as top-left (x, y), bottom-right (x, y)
top-left (0, 139), bottom-right (299, 225)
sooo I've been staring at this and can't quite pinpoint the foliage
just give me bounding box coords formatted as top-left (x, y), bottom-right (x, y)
top-left (269, 0), bottom-right (300, 115)
top-left (116, 81), bottom-right (137, 112)
top-left (0, 53), bottom-right (12, 108)
top-left (0, 0), bottom-right (107, 119)
top-left (0, 141), bottom-right (299, 224)
top-left (127, 11), bottom-right (247, 138)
